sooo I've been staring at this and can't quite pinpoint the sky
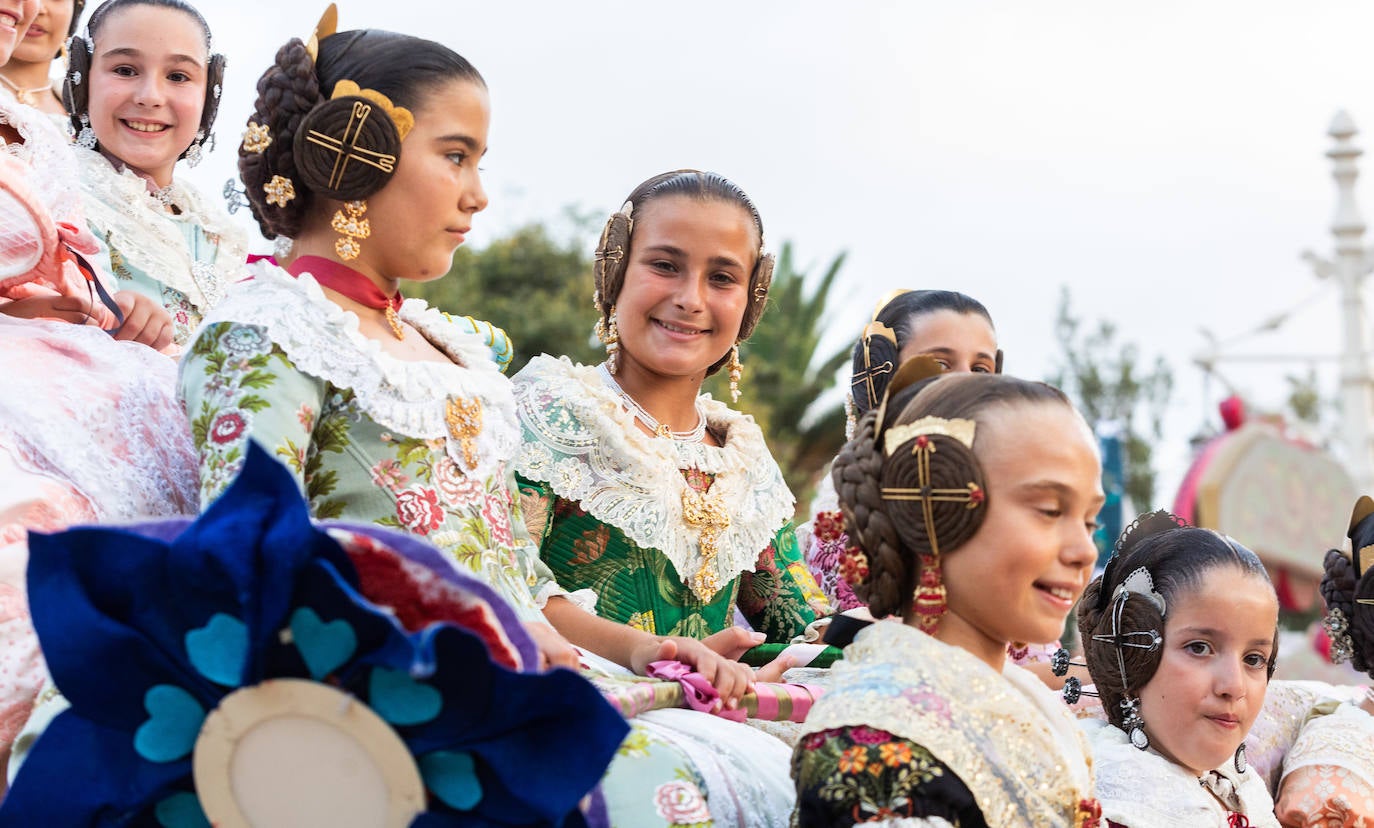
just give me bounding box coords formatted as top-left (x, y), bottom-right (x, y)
top-left (163, 1), bottom-right (1374, 502)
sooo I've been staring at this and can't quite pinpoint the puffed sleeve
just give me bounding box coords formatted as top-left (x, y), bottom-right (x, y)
top-left (178, 320), bottom-right (327, 509)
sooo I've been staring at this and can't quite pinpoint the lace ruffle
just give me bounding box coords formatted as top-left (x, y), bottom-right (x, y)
top-left (1088, 720), bottom-right (1280, 827)
top-left (512, 355), bottom-right (794, 601)
top-left (198, 262), bottom-right (520, 482)
top-left (0, 89), bottom-right (82, 231)
top-left (75, 147), bottom-right (247, 311)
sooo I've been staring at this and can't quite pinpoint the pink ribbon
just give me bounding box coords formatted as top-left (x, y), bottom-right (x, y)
top-left (646, 660), bottom-right (723, 714)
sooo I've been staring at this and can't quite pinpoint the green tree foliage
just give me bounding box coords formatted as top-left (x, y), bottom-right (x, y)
top-left (1048, 286), bottom-right (1173, 509)
top-left (704, 243), bottom-right (850, 510)
top-left (408, 221), bottom-right (601, 374)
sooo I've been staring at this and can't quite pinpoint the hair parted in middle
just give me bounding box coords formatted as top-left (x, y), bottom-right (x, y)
top-left (592, 169), bottom-right (774, 377)
top-left (831, 363), bottom-right (1071, 619)
top-left (237, 8), bottom-right (484, 242)
top-left (1076, 512), bottom-right (1278, 732)
top-left (64, 0), bottom-right (225, 160)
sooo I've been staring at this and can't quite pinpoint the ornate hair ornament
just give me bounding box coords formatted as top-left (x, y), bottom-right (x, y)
top-left (1096, 510), bottom-right (1189, 611)
top-left (329, 80), bottom-right (414, 141)
top-left (1092, 566), bottom-right (1165, 750)
top-left (241, 121), bottom-right (272, 154)
top-left (304, 3), bottom-right (339, 63)
top-left (884, 416), bottom-right (976, 456)
top-left (850, 289), bottom-right (911, 415)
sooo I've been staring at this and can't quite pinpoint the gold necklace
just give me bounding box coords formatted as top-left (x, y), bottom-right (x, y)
top-left (0, 74), bottom-right (53, 107)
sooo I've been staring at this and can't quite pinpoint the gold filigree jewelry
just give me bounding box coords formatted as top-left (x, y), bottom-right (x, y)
top-left (331, 200), bottom-right (370, 261)
top-left (683, 485), bottom-right (732, 598)
top-left (241, 121), bottom-right (272, 153)
top-left (306, 100), bottom-right (400, 191)
top-left (852, 318), bottom-right (897, 413)
top-left (384, 304), bottom-right (404, 341)
top-left (263, 175), bottom-right (296, 207)
top-left (330, 80), bottom-right (414, 141)
top-left (444, 397), bottom-right (483, 470)
top-left (879, 430), bottom-right (986, 634)
top-left (304, 3), bottom-right (338, 63)
top-left (884, 416), bottom-right (976, 456)
top-left (596, 307), bottom-right (621, 374)
top-left (727, 344), bottom-right (743, 404)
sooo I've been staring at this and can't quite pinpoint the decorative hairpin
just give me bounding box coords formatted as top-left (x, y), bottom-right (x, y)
top-left (304, 3), bottom-right (338, 63)
top-left (330, 80), bottom-right (414, 141)
top-left (241, 121), bottom-right (272, 154)
top-left (883, 416), bottom-right (976, 456)
top-left (222, 179), bottom-right (248, 214)
top-left (263, 175), bottom-right (296, 207)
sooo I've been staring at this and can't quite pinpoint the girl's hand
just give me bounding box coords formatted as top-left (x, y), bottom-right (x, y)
top-left (112, 291), bottom-right (174, 351)
top-left (700, 626), bottom-right (766, 660)
top-left (522, 621), bottom-right (581, 672)
top-left (632, 636), bottom-right (760, 708)
top-left (0, 293), bottom-right (98, 324)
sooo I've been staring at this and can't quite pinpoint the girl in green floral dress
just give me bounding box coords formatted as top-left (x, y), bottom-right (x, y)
top-left (180, 17), bottom-right (795, 828)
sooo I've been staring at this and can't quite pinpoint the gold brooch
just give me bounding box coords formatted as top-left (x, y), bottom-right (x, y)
top-left (241, 121), bottom-right (272, 154)
top-left (263, 175), bottom-right (296, 207)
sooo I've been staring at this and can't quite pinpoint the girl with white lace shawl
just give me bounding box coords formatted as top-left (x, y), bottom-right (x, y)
top-left (1076, 513), bottom-right (1281, 827)
top-left (62, 0), bottom-right (245, 349)
top-left (793, 364), bottom-right (1104, 828)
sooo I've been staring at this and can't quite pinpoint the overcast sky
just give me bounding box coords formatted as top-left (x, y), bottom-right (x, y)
top-left (163, 1), bottom-right (1374, 500)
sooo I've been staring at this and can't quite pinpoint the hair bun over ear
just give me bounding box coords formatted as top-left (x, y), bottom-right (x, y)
top-left (292, 94), bottom-right (403, 201)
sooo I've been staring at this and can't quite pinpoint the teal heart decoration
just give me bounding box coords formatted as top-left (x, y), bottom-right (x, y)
top-left (134, 684), bottom-right (204, 763)
top-left (419, 750), bottom-right (482, 810)
top-left (185, 613), bottom-right (248, 687)
top-left (154, 792), bottom-right (211, 828)
top-left (369, 667), bottom-right (442, 726)
top-left (289, 607), bottom-right (357, 680)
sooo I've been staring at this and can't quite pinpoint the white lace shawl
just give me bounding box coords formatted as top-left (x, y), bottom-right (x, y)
top-left (0, 88), bottom-right (82, 228)
top-left (75, 146), bottom-right (247, 310)
top-left (511, 355), bottom-right (795, 600)
top-left (1087, 720), bottom-right (1280, 827)
top-left (1280, 700), bottom-right (1374, 792)
top-left (198, 261), bottom-right (520, 481)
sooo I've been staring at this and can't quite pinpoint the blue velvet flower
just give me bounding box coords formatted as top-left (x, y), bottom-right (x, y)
top-left (1, 442), bottom-right (627, 827)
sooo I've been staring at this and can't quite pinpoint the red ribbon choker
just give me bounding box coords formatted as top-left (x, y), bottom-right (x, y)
top-left (288, 255), bottom-right (405, 340)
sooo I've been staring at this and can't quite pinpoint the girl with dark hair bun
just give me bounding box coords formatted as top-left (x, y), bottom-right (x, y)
top-left (180, 15), bottom-right (796, 827)
top-left (1076, 514), bottom-right (1281, 826)
top-left (64, 0), bottom-right (246, 349)
top-left (804, 288), bottom-right (998, 613)
top-left (1273, 502), bottom-right (1374, 825)
top-left (794, 366), bottom-right (1104, 827)
top-left (0, 0), bottom-right (82, 117)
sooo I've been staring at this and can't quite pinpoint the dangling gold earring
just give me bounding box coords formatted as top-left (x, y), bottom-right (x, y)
top-left (596, 307), bottom-right (621, 374)
top-left (331, 200), bottom-right (370, 261)
top-left (727, 344), bottom-right (742, 404)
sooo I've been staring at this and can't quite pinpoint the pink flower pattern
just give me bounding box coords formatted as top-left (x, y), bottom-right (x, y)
top-left (653, 780), bottom-right (711, 825)
top-left (394, 487), bottom-right (443, 535)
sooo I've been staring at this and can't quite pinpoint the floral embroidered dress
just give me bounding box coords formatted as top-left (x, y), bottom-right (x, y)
top-left (793, 622), bottom-right (1100, 828)
top-left (0, 89), bottom-right (199, 768)
top-left (1087, 720), bottom-right (1280, 828)
top-left (180, 262), bottom-right (556, 620)
top-left (74, 146), bottom-right (247, 349)
top-left (512, 355), bottom-right (830, 643)
top-left (179, 264), bottom-right (797, 828)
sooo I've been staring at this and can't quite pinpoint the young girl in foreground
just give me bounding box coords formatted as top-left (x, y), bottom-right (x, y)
top-left (1078, 513), bottom-right (1281, 827)
top-left (793, 365), bottom-right (1104, 827)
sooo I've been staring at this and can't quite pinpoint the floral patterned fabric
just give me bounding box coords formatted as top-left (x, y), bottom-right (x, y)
top-left (178, 265), bottom-right (795, 827)
top-left (512, 355), bottom-right (829, 643)
top-left (522, 478), bottom-right (827, 642)
top-left (75, 146), bottom-right (247, 349)
top-left (792, 725), bottom-right (986, 827)
top-left (1276, 701), bottom-right (1374, 827)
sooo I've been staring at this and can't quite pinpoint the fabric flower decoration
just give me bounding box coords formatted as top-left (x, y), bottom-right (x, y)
top-left (1, 442), bottom-right (626, 827)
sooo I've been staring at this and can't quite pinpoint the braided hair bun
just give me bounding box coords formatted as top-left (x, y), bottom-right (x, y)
top-left (239, 37), bottom-right (321, 240)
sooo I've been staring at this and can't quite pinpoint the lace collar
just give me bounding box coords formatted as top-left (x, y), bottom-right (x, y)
top-left (74, 146), bottom-right (247, 311)
top-left (511, 355), bottom-right (794, 600)
top-left (0, 88), bottom-right (83, 227)
top-left (805, 622), bottom-right (1098, 827)
top-left (200, 260), bottom-right (520, 481)
top-left (1088, 721), bottom-right (1280, 827)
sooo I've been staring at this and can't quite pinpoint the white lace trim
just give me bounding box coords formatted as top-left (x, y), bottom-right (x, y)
top-left (75, 147), bottom-right (247, 310)
top-left (512, 355), bottom-right (794, 600)
top-left (0, 88), bottom-right (82, 228)
top-left (1280, 700), bottom-right (1374, 789)
top-left (1086, 721), bottom-right (1280, 827)
top-left (533, 582), bottom-right (598, 614)
top-left (200, 261), bottom-right (520, 481)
